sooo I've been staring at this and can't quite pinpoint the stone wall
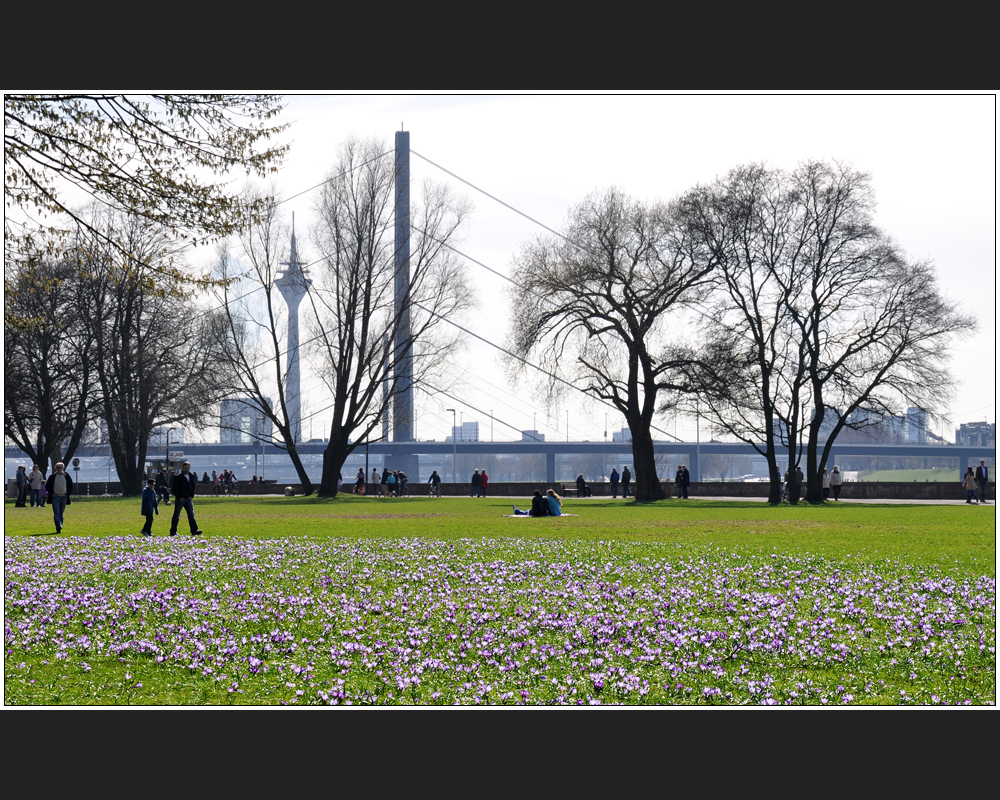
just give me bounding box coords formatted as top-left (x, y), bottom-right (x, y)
top-left (8, 479), bottom-right (994, 501)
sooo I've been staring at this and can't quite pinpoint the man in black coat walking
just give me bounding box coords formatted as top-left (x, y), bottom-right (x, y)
top-left (169, 461), bottom-right (202, 536)
top-left (621, 466), bottom-right (632, 498)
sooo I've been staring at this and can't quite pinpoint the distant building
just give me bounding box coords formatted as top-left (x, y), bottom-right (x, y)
top-left (907, 407), bottom-right (928, 444)
top-left (446, 421), bottom-right (480, 442)
top-left (220, 398), bottom-right (273, 444)
top-left (521, 429), bottom-right (545, 442)
top-left (834, 410), bottom-right (907, 444)
top-left (956, 421), bottom-right (995, 447)
top-left (611, 427), bottom-right (632, 443)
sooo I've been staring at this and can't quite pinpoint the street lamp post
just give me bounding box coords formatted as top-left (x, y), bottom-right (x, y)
top-left (165, 427), bottom-right (176, 471)
top-left (446, 408), bottom-right (456, 485)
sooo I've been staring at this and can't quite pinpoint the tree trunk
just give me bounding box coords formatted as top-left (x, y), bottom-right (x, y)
top-left (285, 443), bottom-right (314, 496)
top-left (630, 426), bottom-right (665, 501)
top-left (319, 433), bottom-right (353, 496)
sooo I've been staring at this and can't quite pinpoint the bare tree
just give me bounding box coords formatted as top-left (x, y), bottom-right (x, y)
top-left (308, 136), bottom-right (475, 495)
top-left (4, 251), bottom-right (97, 474)
top-left (76, 207), bottom-right (235, 495)
top-left (211, 187), bottom-right (317, 493)
top-left (677, 161), bottom-right (975, 503)
top-left (504, 187), bottom-right (717, 501)
top-left (674, 165), bottom-right (808, 503)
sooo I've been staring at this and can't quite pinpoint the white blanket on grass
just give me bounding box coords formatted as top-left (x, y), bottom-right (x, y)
top-left (502, 513), bottom-right (578, 518)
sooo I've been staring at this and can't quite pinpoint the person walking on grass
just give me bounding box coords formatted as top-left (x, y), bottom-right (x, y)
top-left (169, 461), bottom-right (202, 536)
top-left (621, 466), bottom-right (632, 498)
top-left (822, 468), bottom-right (831, 500)
top-left (140, 478), bottom-right (159, 536)
top-left (45, 462), bottom-right (73, 534)
top-left (609, 468), bottom-right (620, 498)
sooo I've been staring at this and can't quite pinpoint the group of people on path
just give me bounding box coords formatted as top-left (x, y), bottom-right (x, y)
top-left (351, 467), bottom-right (411, 496)
top-left (783, 464), bottom-right (843, 501)
top-left (470, 469), bottom-right (489, 497)
top-left (608, 466), bottom-right (632, 498)
top-left (14, 464), bottom-right (48, 508)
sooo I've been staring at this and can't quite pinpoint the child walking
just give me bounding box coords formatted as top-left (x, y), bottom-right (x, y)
top-left (141, 478), bottom-right (159, 535)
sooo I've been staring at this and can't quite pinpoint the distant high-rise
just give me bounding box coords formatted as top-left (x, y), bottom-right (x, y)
top-left (220, 398), bottom-right (273, 444)
top-left (447, 421), bottom-right (480, 442)
top-left (611, 427), bottom-right (632, 443)
top-left (906, 407), bottom-right (928, 444)
top-left (275, 216), bottom-right (311, 444)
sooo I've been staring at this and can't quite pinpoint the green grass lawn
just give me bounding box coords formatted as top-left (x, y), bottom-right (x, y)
top-left (855, 467), bottom-right (969, 483)
top-left (6, 494), bottom-right (993, 571)
top-left (5, 495), bottom-right (995, 706)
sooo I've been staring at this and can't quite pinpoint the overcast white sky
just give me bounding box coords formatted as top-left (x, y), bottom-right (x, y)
top-left (194, 93), bottom-right (995, 445)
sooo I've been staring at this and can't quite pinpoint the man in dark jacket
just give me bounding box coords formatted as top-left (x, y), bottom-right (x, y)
top-left (169, 461), bottom-right (202, 536)
top-left (976, 460), bottom-right (989, 504)
top-left (530, 491), bottom-right (549, 516)
top-left (45, 461), bottom-right (73, 533)
top-left (621, 466), bottom-right (632, 498)
top-left (15, 465), bottom-right (28, 507)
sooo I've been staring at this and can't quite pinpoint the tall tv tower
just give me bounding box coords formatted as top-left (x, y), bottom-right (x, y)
top-left (392, 130), bottom-right (420, 479)
top-left (276, 214), bottom-right (311, 444)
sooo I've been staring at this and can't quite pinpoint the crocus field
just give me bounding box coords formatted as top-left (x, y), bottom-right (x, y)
top-left (4, 496), bottom-right (995, 706)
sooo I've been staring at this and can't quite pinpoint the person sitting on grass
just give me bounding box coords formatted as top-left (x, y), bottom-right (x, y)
top-left (513, 490), bottom-right (549, 516)
top-left (546, 488), bottom-right (563, 516)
